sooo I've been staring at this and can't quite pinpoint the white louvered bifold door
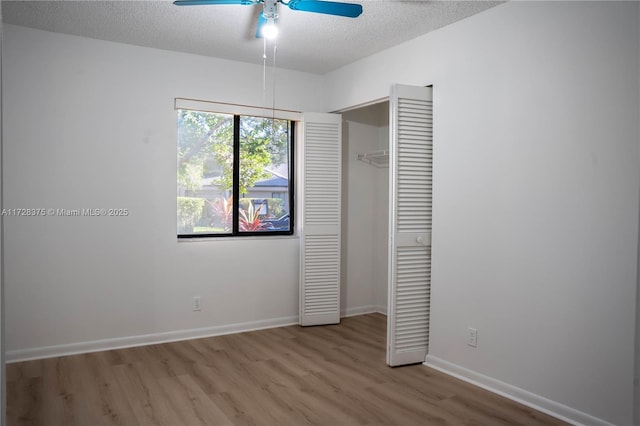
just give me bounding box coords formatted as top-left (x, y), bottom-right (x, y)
top-left (387, 85), bottom-right (433, 366)
top-left (299, 112), bottom-right (342, 326)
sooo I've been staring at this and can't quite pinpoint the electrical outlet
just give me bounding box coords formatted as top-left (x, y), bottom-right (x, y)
top-left (193, 296), bottom-right (201, 311)
top-left (468, 327), bottom-right (477, 347)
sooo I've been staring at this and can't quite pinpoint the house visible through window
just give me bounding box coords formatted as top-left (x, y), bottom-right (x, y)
top-left (177, 108), bottom-right (294, 237)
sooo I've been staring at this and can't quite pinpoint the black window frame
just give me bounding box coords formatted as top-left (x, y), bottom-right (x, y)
top-left (178, 113), bottom-right (295, 239)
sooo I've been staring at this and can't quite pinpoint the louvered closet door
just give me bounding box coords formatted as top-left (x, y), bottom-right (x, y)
top-left (299, 112), bottom-right (342, 326)
top-left (387, 84), bottom-right (433, 366)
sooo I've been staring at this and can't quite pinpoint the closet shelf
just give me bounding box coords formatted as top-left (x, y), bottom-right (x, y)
top-left (357, 149), bottom-right (389, 168)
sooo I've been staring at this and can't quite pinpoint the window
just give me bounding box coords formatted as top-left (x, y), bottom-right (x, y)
top-left (177, 108), bottom-right (294, 237)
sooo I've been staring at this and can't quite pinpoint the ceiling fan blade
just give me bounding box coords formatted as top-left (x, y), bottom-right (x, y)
top-left (255, 13), bottom-right (267, 38)
top-left (173, 0), bottom-right (259, 6)
top-left (286, 0), bottom-right (362, 18)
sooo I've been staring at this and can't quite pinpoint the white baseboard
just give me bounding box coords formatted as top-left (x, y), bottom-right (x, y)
top-left (7, 308), bottom-right (389, 363)
top-left (425, 355), bottom-right (615, 426)
top-left (6, 315), bottom-right (299, 363)
top-left (341, 305), bottom-right (386, 317)
top-left (375, 304), bottom-right (387, 315)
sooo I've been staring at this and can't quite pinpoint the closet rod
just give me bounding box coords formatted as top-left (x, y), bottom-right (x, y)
top-left (357, 149), bottom-right (389, 168)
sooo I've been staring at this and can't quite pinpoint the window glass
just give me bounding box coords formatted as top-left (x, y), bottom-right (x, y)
top-left (238, 116), bottom-right (291, 233)
top-left (177, 109), bottom-right (293, 237)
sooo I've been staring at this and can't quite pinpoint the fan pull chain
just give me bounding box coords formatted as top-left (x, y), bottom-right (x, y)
top-left (270, 40), bottom-right (278, 143)
top-left (261, 36), bottom-right (278, 142)
top-left (272, 40), bottom-right (277, 121)
top-left (262, 37), bottom-right (268, 115)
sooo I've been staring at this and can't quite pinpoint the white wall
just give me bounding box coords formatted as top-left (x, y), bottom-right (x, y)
top-left (325, 2), bottom-right (639, 425)
top-left (341, 102), bottom-right (389, 315)
top-left (2, 25), bottom-right (324, 358)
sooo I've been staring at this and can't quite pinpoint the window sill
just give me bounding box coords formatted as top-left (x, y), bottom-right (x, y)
top-left (177, 234), bottom-right (299, 243)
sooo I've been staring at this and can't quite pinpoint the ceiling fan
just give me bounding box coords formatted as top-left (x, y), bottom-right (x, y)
top-left (173, 0), bottom-right (363, 39)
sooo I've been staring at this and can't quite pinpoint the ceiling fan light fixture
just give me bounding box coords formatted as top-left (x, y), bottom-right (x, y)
top-left (261, 17), bottom-right (278, 39)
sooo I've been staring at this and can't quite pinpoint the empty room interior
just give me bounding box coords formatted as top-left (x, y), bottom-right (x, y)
top-left (1, 0), bottom-right (640, 425)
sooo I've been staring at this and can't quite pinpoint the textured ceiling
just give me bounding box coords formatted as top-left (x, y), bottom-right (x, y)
top-left (2, 0), bottom-right (502, 74)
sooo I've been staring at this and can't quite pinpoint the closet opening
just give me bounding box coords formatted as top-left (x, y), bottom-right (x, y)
top-left (341, 99), bottom-right (390, 317)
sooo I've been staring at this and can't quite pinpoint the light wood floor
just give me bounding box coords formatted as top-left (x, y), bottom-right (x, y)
top-left (7, 313), bottom-right (567, 426)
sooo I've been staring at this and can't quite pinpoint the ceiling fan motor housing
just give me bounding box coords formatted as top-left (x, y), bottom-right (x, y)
top-left (263, 0), bottom-right (278, 19)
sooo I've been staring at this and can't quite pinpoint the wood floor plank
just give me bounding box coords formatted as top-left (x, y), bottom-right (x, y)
top-left (81, 352), bottom-right (139, 426)
top-left (301, 371), bottom-right (398, 425)
top-left (7, 314), bottom-right (568, 426)
top-left (39, 357), bottom-right (76, 426)
top-left (157, 374), bottom-right (233, 425)
top-left (7, 377), bottom-right (43, 426)
top-left (49, 354), bottom-right (98, 426)
top-left (111, 362), bottom-right (185, 426)
top-left (6, 359), bottom-right (43, 382)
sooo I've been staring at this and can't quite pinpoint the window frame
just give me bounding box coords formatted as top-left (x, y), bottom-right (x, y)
top-left (175, 98), bottom-right (298, 239)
